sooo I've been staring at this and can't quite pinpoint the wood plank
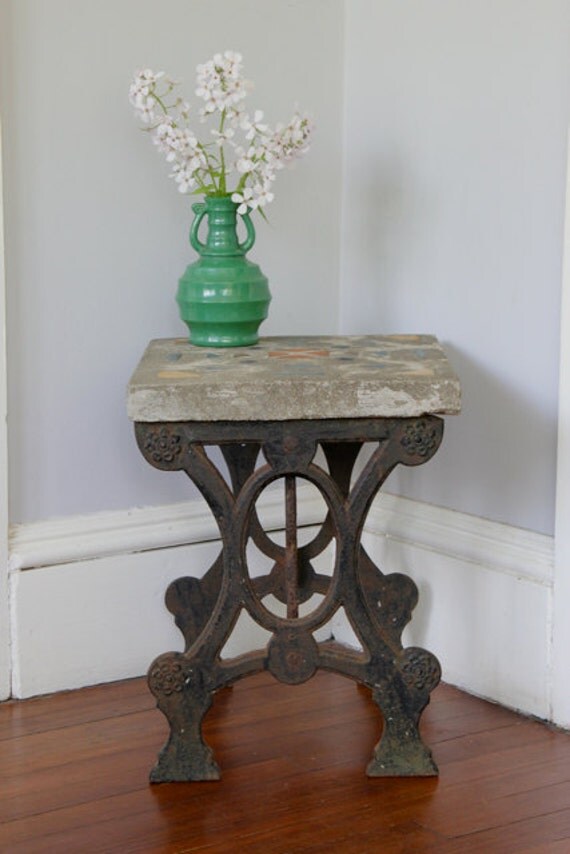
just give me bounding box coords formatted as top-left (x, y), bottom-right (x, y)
top-left (0, 677), bottom-right (153, 741)
top-left (434, 808), bottom-right (570, 853)
top-left (2, 672), bottom-right (570, 853)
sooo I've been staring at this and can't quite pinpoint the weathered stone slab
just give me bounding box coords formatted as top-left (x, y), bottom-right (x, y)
top-left (127, 335), bottom-right (461, 422)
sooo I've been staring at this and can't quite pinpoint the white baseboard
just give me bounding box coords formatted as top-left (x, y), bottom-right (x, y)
top-left (364, 493), bottom-right (553, 585)
top-left (332, 494), bottom-right (554, 719)
top-left (8, 491), bottom-right (555, 717)
top-left (8, 483), bottom-right (326, 571)
top-left (8, 486), bottom-right (326, 699)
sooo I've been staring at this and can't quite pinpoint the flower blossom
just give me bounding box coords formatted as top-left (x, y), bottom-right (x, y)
top-left (136, 97), bottom-right (157, 124)
top-left (234, 146), bottom-right (256, 175)
top-left (195, 50), bottom-right (247, 115)
top-left (129, 52), bottom-right (313, 213)
top-left (270, 113), bottom-right (314, 164)
top-left (211, 127), bottom-right (236, 147)
top-left (231, 187), bottom-right (255, 215)
top-left (241, 110), bottom-right (269, 141)
top-left (252, 182), bottom-right (275, 209)
top-left (129, 69), bottom-right (164, 109)
top-left (172, 163), bottom-right (197, 193)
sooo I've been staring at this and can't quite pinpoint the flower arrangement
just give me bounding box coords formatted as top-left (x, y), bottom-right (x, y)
top-left (129, 50), bottom-right (313, 215)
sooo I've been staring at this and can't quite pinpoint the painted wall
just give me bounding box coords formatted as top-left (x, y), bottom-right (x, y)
top-left (3, 0), bottom-right (568, 535)
top-left (0, 0), bottom-right (343, 524)
top-left (2, 1), bottom-right (569, 714)
top-left (341, 0), bottom-right (570, 534)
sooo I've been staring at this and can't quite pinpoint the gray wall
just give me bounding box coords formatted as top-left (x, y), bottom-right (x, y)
top-left (1, 0), bottom-right (343, 523)
top-left (2, 0), bottom-right (569, 537)
top-left (341, 0), bottom-right (570, 534)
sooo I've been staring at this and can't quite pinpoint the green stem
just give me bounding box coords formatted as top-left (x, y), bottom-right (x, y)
top-left (219, 149), bottom-right (227, 194)
top-left (198, 142), bottom-right (220, 191)
top-left (219, 110), bottom-right (227, 194)
top-left (151, 91), bottom-right (170, 116)
top-left (235, 173), bottom-right (250, 193)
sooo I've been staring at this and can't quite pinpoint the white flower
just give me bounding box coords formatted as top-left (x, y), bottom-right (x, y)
top-left (195, 50), bottom-right (248, 114)
top-left (136, 96), bottom-right (157, 124)
top-left (234, 145), bottom-right (255, 174)
top-left (241, 110), bottom-right (268, 141)
top-left (140, 68), bottom-right (164, 85)
top-left (172, 163), bottom-right (197, 193)
top-left (258, 162), bottom-right (277, 184)
top-left (252, 181), bottom-right (275, 208)
top-left (129, 69), bottom-right (164, 107)
top-left (129, 54), bottom-right (313, 204)
top-left (271, 113), bottom-right (314, 163)
top-left (222, 50), bottom-right (242, 73)
top-left (231, 187), bottom-right (256, 215)
top-left (211, 127), bottom-right (235, 147)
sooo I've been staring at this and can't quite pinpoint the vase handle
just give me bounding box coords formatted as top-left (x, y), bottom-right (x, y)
top-left (189, 202), bottom-right (207, 253)
top-left (238, 209), bottom-right (256, 254)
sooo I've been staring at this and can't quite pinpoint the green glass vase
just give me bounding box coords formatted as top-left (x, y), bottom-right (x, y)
top-left (177, 194), bottom-right (271, 347)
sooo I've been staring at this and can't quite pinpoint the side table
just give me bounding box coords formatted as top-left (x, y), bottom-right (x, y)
top-left (127, 335), bottom-right (461, 782)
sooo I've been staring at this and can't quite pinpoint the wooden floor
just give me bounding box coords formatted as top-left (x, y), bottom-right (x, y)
top-left (2, 673), bottom-right (570, 853)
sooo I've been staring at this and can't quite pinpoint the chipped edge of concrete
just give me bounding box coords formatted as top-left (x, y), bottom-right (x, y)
top-left (127, 378), bottom-right (461, 422)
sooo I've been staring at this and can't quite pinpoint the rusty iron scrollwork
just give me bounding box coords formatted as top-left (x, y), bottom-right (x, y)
top-left (135, 416), bottom-right (444, 781)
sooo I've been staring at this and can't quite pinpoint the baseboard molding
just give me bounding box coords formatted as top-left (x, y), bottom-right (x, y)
top-left (10, 488), bottom-right (553, 582)
top-left (7, 487), bottom-right (326, 698)
top-left (8, 483), bottom-right (326, 572)
top-left (8, 492), bottom-right (555, 715)
top-left (365, 493), bottom-right (553, 586)
top-left (333, 493), bottom-right (555, 719)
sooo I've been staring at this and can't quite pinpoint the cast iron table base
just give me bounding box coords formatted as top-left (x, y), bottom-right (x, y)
top-left (135, 414), bottom-right (444, 782)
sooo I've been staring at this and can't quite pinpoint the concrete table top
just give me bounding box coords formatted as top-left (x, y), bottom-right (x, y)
top-left (127, 335), bottom-right (461, 422)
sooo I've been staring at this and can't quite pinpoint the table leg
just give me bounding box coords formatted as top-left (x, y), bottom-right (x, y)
top-left (136, 416), bottom-right (443, 781)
